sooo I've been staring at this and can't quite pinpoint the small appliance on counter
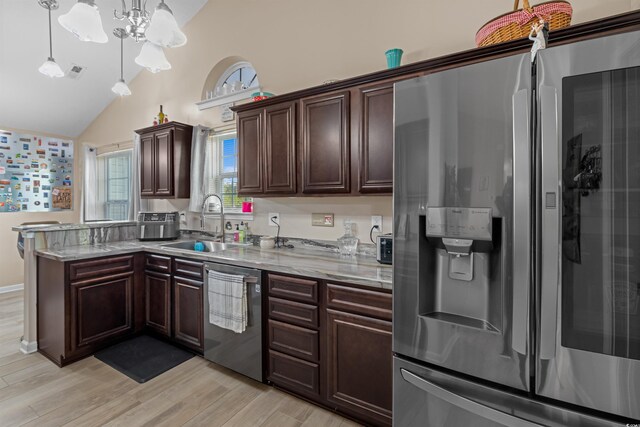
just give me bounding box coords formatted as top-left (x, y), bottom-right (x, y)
top-left (376, 234), bottom-right (393, 265)
top-left (136, 211), bottom-right (180, 241)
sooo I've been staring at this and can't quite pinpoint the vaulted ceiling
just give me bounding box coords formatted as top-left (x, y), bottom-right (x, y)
top-left (0, 0), bottom-right (208, 137)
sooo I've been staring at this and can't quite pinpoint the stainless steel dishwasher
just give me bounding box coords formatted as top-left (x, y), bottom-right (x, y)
top-left (203, 262), bottom-right (263, 382)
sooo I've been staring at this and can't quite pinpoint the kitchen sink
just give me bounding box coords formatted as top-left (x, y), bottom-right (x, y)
top-left (160, 240), bottom-right (228, 253)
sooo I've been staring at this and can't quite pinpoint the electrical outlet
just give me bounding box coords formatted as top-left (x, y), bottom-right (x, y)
top-left (269, 213), bottom-right (280, 227)
top-left (371, 215), bottom-right (383, 230)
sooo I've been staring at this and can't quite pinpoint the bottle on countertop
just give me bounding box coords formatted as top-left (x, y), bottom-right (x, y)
top-left (157, 105), bottom-right (165, 124)
top-left (153, 116), bottom-right (158, 126)
top-left (233, 224), bottom-right (240, 242)
top-left (239, 221), bottom-right (246, 243)
top-left (163, 114), bottom-right (169, 124)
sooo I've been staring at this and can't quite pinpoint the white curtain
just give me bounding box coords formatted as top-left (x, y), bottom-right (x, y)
top-left (81, 145), bottom-right (99, 222)
top-left (189, 125), bottom-right (213, 212)
top-left (130, 133), bottom-right (149, 219)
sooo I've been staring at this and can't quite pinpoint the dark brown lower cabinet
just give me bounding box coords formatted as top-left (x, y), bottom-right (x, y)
top-left (145, 270), bottom-right (172, 337)
top-left (70, 274), bottom-right (134, 350)
top-left (268, 349), bottom-right (321, 400)
top-left (326, 309), bottom-right (392, 427)
top-left (265, 272), bottom-right (392, 426)
top-left (37, 254), bottom-right (143, 367)
top-left (173, 276), bottom-right (203, 351)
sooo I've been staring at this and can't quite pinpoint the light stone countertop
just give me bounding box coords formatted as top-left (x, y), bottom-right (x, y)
top-left (35, 239), bottom-right (393, 290)
top-left (12, 221), bottom-right (136, 233)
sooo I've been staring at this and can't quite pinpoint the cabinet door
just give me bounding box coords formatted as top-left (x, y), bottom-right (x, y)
top-left (140, 133), bottom-right (155, 196)
top-left (358, 84), bottom-right (394, 193)
top-left (154, 129), bottom-right (174, 197)
top-left (69, 274), bottom-right (134, 350)
top-left (145, 271), bottom-right (171, 336)
top-left (173, 276), bottom-right (203, 351)
top-left (264, 102), bottom-right (297, 194)
top-left (237, 110), bottom-right (264, 195)
top-left (301, 91), bottom-right (350, 194)
top-left (326, 309), bottom-right (392, 426)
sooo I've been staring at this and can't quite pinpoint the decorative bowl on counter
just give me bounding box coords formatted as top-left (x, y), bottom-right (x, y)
top-left (251, 91), bottom-right (274, 102)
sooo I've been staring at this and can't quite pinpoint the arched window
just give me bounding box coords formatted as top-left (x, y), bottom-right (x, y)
top-left (214, 62), bottom-right (259, 96)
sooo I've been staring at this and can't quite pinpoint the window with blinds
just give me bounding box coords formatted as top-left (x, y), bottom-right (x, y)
top-left (207, 132), bottom-right (249, 212)
top-left (102, 151), bottom-right (132, 221)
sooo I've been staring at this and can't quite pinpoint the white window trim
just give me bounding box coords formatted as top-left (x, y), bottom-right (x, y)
top-left (207, 131), bottom-right (252, 216)
top-left (100, 149), bottom-right (133, 222)
top-left (214, 61), bottom-right (259, 91)
top-left (196, 62), bottom-right (261, 110)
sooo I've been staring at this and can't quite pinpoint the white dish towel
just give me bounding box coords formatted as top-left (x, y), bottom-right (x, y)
top-left (207, 270), bottom-right (247, 333)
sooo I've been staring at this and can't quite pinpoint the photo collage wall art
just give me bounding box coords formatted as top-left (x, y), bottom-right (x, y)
top-left (0, 129), bottom-right (74, 213)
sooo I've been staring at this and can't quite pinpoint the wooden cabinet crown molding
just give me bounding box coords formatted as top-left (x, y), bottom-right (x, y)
top-left (134, 121), bottom-right (193, 135)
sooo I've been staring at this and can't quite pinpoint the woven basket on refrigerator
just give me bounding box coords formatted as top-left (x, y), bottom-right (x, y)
top-left (476, 0), bottom-right (573, 47)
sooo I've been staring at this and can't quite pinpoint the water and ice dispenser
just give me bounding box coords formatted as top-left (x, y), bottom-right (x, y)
top-left (421, 207), bottom-right (502, 332)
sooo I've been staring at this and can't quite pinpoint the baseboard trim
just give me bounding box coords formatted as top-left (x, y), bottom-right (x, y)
top-left (0, 284), bottom-right (24, 294)
top-left (20, 340), bottom-right (38, 354)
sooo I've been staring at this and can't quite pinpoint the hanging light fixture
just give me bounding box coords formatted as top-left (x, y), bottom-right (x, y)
top-left (58, 0), bottom-right (108, 43)
top-left (135, 41), bottom-right (171, 73)
top-left (112, 28), bottom-right (132, 96)
top-left (145, 0), bottom-right (187, 48)
top-left (38, 0), bottom-right (65, 78)
top-left (114, 0), bottom-right (150, 42)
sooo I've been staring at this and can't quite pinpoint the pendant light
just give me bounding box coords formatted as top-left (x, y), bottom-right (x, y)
top-left (145, 0), bottom-right (187, 48)
top-left (135, 42), bottom-right (171, 73)
top-left (58, 0), bottom-right (108, 44)
top-left (112, 28), bottom-right (132, 96)
top-left (38, 0), bottom-right (64, 78)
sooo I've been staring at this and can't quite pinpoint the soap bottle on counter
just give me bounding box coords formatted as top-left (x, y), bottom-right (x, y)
top-left (239, 221), bottom-right (246, 243)
top-left (233, 224), bottom-right (240, 242)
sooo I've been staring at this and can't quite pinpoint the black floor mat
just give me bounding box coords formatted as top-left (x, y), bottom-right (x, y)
top-left (94, 335), bottom-right (194, 383)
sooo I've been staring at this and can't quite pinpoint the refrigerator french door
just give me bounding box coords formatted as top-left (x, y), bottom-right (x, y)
top-left (537, 31), bottom-right (640, 420)
top-left (393, 52), bottom-right (533, 391)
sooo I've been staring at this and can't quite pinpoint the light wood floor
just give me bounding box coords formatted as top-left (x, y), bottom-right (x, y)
top-left (0, 291), bottom-right (361, 427)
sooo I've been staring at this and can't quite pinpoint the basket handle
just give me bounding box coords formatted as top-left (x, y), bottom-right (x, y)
top-left (513, 0), bottom-right (532, 12)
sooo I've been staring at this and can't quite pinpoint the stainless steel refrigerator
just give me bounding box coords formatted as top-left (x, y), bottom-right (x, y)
top-left (393, 30), bottom-right (640, 426)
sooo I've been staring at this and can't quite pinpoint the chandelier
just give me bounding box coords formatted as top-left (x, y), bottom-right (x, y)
top-left (38, 0), bottom-right (188, 96)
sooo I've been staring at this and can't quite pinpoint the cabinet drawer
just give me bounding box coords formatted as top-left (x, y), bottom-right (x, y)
top-left (326, 283), bottom-right (392, 321)
top-left (268, 350), bottom-right (319, 398)
top-left (145, 254), bottom-right (172, 273)
top-left (268, 319), bottom-right (319, 362)
top-left (269, 297), bottom-right (319, 329)
top-left (268, 274), bottom-right (318, 303)
top-left (69, 255), bottom-right (134, 282)
top-left (174, 258), bottom-right (204, 280)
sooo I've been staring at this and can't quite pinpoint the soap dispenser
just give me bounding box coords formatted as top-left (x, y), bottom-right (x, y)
top-left (338, 220), bottom-right (358, 256)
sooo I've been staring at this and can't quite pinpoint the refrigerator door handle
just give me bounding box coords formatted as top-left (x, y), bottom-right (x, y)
top-left (400, 368), bottom-right (543, 427)
top-left (512, 89), bottom-right (531, 356)
top-left (539, 85), bottom-right (561, 360)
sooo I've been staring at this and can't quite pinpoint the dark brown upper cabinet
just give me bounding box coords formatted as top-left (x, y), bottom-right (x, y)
top-left (135, 121), bottom-right (193, 199)
top-left (237, 110), bottom-right (264, 195)
top-left (357, 82), bottom-right (394, 193)
top-left (237, 101), bottom-right (297, 196)
top-left (301, 91), bottom-right (350, 194)
top-left (265, 102), bottom-right (297, 194)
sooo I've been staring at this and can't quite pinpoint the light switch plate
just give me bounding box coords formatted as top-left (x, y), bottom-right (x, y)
top-left (312, 213), bottom-right (334, 227)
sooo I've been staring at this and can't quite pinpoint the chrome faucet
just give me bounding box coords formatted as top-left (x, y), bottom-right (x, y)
top-left (200, 193), bottom-right (225, 241)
